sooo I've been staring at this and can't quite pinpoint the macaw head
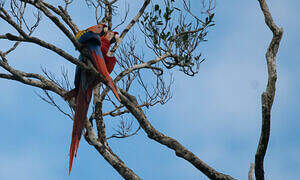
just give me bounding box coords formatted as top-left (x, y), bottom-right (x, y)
top-left (87, 24), bottom-right (108, 36)
top-left (104, 31), bottom-right (119, 44)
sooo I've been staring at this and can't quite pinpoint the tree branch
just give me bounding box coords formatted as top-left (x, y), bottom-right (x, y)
top-left (20, 0), bottom-right (80, 48)
top-left (99, 52), bottom-right (170, 102)
top-left (109, 0), bottom-right (150, 54)
top-left (42, 2), bottom-right (79, 35)
top-left (248, 163), bottom-right (254, 180)
top-left (255, 0), bottom-right (283, 180)
top-left (119, 89), bottom-right (235, 180)
top-left (0, 56), bottom-right (64, 95)
top-left (85, 119), bottom-right (141, 180)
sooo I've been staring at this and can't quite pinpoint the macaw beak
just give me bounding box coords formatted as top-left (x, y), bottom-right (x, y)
top-left (100, 26), bottom-right (107, 36)
top-left (115, 34), bottom-right (120, 43)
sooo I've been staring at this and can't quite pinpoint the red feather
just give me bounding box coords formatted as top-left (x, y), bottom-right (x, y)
top-left (68, 85), bottom-right (93, 175)
top-left (91, 50), bottom-right (121, 102)
top-left (100, 36), bottom-right (117, 74)
top-left (68, 29), bottom-right (121, 175)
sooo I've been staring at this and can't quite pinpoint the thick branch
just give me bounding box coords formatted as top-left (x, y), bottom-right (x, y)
top-left (92, 83), bottom-right (108, 145)
top-left (255, 0), bottom-right (283, 180)
top-left (119, 89), bottom-right (235, 180)
top-left (43, 2), bottom-right (79, 35)
top-left (85, 119), bottom-right (141, 180)
top-left (2, 33), bottom-right (78, 63)
top-left (0, 58), bottom-right (64, 95)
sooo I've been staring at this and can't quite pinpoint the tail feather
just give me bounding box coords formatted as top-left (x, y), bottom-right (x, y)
top-left (91, 50), bottom-right (121, 102)
top-left (107, 79), bottom-right (121, 102)
top-left (69, 86), bottom-right (93, 175)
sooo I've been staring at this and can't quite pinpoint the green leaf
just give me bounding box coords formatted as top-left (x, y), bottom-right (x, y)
top-left (209, 13), bottom-right (215, 20)
top-left (182, 34), bottom-right (188, 42)
top-left (155, 4), bottom-right (159, 11)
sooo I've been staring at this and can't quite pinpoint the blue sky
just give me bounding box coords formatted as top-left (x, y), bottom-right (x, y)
top-left (0, 0), bottom-right (299, 180)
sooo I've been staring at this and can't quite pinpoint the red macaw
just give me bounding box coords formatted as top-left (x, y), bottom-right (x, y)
top-left (65, 24), bottom-right (120, 175)
top-left (100, 31), bottom-right (119, 74)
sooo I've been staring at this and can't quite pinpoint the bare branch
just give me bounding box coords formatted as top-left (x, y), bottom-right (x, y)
top-left (35, 90), bottom-right (73, 120)
top-left (42, 2), bottom-right (79, 35)
top-left (62, 0), bottom-right (74, 11)
top-left (84, 119), bottom-right (141, 180)
top-left (248, 163), bottom-right (254, 180)
top-left (20, 0), bottom-right (79, 47)
top-left (109, 0), bottom-right (151, 54)
top-left (255, 0), bottom-right (284, 180)
top-left (0, 56), bottom-right (64, 95)
top-left (2, 1), bottom-right (41, 55)
top-left (1, 33), bottom-right (79, 65)
top-left (112, 2), bottom-right (129, 30)
top-left (119, 89), bottom-right (235, 180)
top-left (99, 52), bottom-right (171, 103)
top-left (102, 102), bottom-right (159, 117)
top-left (107, 120), bottom-right (141, 140)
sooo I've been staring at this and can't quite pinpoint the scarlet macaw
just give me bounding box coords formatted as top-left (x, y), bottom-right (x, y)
top-left (100, 31), bottom-right (119, 74)
top-left (65, 24), bottom-right (120, 175)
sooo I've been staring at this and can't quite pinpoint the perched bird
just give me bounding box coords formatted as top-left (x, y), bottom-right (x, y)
top-left (100, 31), bottom-right (119, 74)
top-left (65, 24), bottom-right (120, 175)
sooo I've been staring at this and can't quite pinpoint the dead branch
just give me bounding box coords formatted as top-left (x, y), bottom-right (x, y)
top-left (255, 0), bottom-right (284, 180)
top-left (20, 0), bottom-right (79, 47)
top-left (107, 120), bottom-right (141, 140)
top-left (248, 163), bottom-right (254, 180)
top-left (119, 89), bottom-right (235, 180)
top-left (85, 119), bottom-right (141, 180)
top-left (43, 1), bottom-right (79, 35)
top-left (109, 0), bottom-right (151, 54)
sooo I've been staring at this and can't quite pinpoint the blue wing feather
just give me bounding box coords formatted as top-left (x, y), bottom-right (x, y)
top-left (77, 31), bottom-right (101, 45)
top-left (74, 31), bottom-right (105, 91)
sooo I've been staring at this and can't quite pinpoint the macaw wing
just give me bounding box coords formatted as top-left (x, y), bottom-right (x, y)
top-left (88, 44), bottom-right (121, 102)
top-left (76, 31), bottom-right (101, 45)
top-left (74, 55), bottom-right (97, 92)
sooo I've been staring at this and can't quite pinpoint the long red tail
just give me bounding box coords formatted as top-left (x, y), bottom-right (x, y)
top-left (69, 86), bottom-right (93, 175)
top-left (91, 51), bottom-right (121, 102)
